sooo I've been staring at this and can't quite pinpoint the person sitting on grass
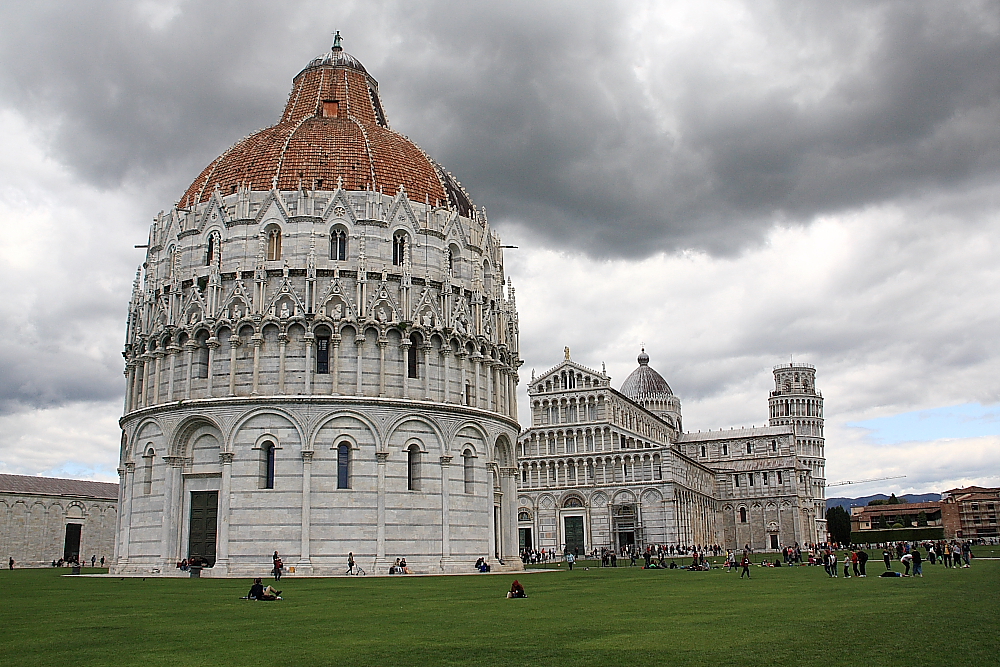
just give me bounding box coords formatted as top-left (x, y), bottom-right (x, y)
top-left (247, 578), bottom-right (281, 600)
top-left (508, 580), bottom-right (527, 598)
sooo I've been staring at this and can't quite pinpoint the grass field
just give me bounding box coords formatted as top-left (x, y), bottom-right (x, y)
top-left (4, 559), bottom-right (998, 667)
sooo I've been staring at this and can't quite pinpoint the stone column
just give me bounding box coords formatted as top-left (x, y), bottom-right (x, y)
top-left (277, 333), bottom-right (288, 394)
top-left (166, 344), bottom-right (180, 401)
top-left (160, 456), bottom-right (184, 566)
top-left (422, 345), bottom-right (432, 400)
top-left (227, 335), bottom-right (240, 396)
top-left (119, 462), bottom-right (135, 564)
top-left (456, 351), bottom-right (467, 405)
top-left (331, 334), bottom-right (341, 395)
top-left (298, 451), bottom-right (313, 573)
top-left (152, 350), bottom-right (164, 404)
top-left (485, 360), bottom-right (493, 411)
top-left (500, 467), bottom-right (520, 565)
top-left (400, 340), bottom-right (410, 399)
top-left (124, 363), bottom-right (136, 413)
top-left (206, 338), bottom-right (219, 397)
top-left (469, 356), bottom-right (479, 408)
top-left (251, 334), bottom-right (263, 395)
top-left (141, 354), bottom-right (152, 406)
top-left (355, 338), bottom-right (365, 396)
top-left (215, 452), bottom-right (233, 574)
top-left (378, 339), bottom-right (387, 397)
top-left (441, 346), bottom-right (451, 403)
top-left (439, 455), bottom-right (452, 569)
top-left (375, 451), bottom-right (388, 571)
top-left (113, 466), bottom-right (124, 562)
top-left (303, 333), bottom-right (314, 395)
top-left (183, 341), bottom-right (197, 400)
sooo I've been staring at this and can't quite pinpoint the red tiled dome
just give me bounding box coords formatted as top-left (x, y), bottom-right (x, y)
top-left (180, 43), bottom-right (472, 214)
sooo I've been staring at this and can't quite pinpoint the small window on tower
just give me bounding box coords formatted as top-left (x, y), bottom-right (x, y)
top-left (265, 225), bottom-right (282, 261)
top-left (330, 229), bottom-right (347, 261)
top-left (316, 336), bottom-right (330, 374)
top-left (392, 232), bottom-right (407, 266)
top-left (321, 99), bottom-right (339, 118)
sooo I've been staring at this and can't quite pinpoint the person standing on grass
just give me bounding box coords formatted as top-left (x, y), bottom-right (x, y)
top-left (566, 551), bottom-right (576, 570)
top-left (961, 542), bottom-right (971, 567)
top-left (883, 548), bottom-right (892, 571)
top-left (740, 554), bottom-right (751, 579)
top-left (843, 553), bottom-right (852, 578)
top-left (851, 550), bottom-right (860, 577)
top-left (272, 552), bottom-right (283, 581)
top-left (912, 549), bottom-right (923, 577)
top-left (8, 557), bottom-right (13, 570)
top-left (858, 549), bottom-right (868, 577)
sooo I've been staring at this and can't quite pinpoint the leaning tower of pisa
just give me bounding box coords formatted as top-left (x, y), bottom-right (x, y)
top-left (769, 363), bottom-right (826, 541)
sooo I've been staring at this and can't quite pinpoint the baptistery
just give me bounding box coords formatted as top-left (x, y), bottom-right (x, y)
top-left (114, 36), bottom-right (522, 576)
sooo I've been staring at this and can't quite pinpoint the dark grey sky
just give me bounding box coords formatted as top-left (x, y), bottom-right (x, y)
top-left (2, 1), bottom-right (997, 256)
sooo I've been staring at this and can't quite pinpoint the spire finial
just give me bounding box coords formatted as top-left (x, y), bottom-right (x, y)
top-left (332, 30), bottom-right (343, 51)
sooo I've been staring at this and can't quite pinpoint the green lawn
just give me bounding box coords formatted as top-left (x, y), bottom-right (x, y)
top-left (3, 560), bottom-right (997, 667)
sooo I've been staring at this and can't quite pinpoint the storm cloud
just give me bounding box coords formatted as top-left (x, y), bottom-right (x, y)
top-left (1, 1), bottom-right (997, 256)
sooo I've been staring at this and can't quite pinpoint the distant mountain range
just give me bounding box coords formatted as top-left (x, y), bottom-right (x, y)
top-left (826, 493), bottom-right (941, 512)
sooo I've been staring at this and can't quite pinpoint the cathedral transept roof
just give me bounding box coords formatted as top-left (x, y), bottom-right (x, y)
top-left (180, 34), bottom-right (474, 216)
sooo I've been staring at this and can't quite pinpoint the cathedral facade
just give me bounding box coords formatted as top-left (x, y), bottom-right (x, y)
top-left (114, 38), bottom-right (522, 576)
top-left (516, 350), bottom-right (826, 555)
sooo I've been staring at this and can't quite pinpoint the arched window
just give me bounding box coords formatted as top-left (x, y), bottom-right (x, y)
top-left (407, 333), bottom-right (420, 379)
top-left (518, 511), bottom-right (531, 522)
top-left (266, 226), bottom-right (282, 261)
top-left (463, 450), bottom-right (474, 493)
top-left (777, 471), bottom-right (783, 484)
top-left (207, 232), bottom-right (221, 266)
top-left (407, 444), bottom-right (421, 491)
top-left (262, 441), bottom-right (276, 489)
top-left (142, 448), bottom-right (154, 494)
top-left (762, 471), bottom-right (769, 485)
top-left (739, 507), bottom-right (747, 523)
top-left (734, 474), bottom-right (740, 487)
top-left (166, 245), bottom-right (176, 279)
top-left (392, 232), bottom-right (407, 266)
top-left (447, 247), bottom-right (455, 274)
top-left (746, 442), bottom-right (753, 454)
top-left (722, 443), bottom-right (729, 456)
top-left (337, 443), bottom-right (350, 489)
top-left (700, 445), bottom-right (706, 458)
top-left (330, 229), bottom-right (347, 260)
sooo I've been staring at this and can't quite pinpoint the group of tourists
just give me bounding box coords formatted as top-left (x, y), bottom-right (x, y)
top-left (389, 557), bottom-right (411, 574)
top-left (175, 556), bottom-right (206, 572)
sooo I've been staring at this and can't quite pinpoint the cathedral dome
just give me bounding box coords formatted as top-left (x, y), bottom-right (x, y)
top-left (620, 349), bottom-right (673, 402)
top-left (180, 37), bottom-right (473, 216)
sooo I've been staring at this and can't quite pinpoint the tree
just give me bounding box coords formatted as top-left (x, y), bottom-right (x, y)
top-left (826, 506), bottom-right (852, 545)
top-left (917, 511), bottom-right (928, 527)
